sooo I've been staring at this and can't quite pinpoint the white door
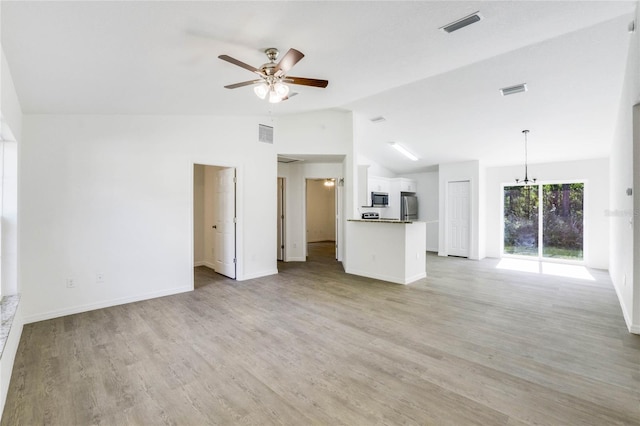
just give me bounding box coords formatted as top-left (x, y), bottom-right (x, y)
top-left (447, 180), bottom-right (470, 257)
top-left (277, 177), bottom-right (285, 261)
top-left (215, 168), bottom-right (236, 278)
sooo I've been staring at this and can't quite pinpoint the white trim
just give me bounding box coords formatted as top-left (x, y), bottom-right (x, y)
top-left (23, 285), bottom-right (192, 324)
top-left (193, 261), bottom-right (206, 267)
top-left (238, 269), bottom-right (278, 281)
top-left (286, 256), bottom-right (306, 262)
top-left (611, 274), bottom-right (638, 334)
top-left (200, 261), bottom-right (216, 270)
top-left (344, 269), bottom-right (426, 285)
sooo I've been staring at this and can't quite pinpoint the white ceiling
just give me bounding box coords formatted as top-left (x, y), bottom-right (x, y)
top-left (1, 1), bottom-right (636, 173)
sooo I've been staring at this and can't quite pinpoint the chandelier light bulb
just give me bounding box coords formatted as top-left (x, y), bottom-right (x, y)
top-left (254, 83), bottom-right (269, 99)
top-left (268, 90), bottom-right (283, 104)
top-left (273, 82), bottom-right (289, 98)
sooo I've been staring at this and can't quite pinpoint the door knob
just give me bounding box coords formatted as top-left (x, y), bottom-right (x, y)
top-left (212, 225), bottom-right (217, 229)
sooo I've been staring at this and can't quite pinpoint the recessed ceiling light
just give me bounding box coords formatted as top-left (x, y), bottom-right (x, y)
top-left (440, 12), bottom-right (482, 33)
top-left (500, 83), bottom-right (528, 96)
top-left (370, 116), bottom-right (386, 123)
top-left (390, 142), bottom-right (419, 161)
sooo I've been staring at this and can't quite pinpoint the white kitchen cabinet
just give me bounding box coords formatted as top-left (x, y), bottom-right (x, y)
top-left (398, 178), bottom-right (417, 193)
top-left (368, 176), bottom-right (390, 194)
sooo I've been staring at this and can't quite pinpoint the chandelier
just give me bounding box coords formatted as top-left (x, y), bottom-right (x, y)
top-left (516, 130), bottom-right (536, 185)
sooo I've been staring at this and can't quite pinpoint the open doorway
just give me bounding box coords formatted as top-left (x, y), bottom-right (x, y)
top-left (306, 178), bottom-right (337, 261)
top-left (193, 164), bottom-right (237, 287)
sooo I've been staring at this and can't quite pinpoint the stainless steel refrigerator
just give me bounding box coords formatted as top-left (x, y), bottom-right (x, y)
top-left (401, 194), bottom-right (418, 221)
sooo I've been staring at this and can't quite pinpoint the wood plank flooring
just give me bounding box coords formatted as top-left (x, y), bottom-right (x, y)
top-left (2, 243), bottom-right (639, 425)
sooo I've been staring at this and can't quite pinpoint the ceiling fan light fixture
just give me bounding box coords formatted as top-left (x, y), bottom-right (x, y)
top-left (273, 82), bottom-right (289, 97)
top-left (254, 83), bottom-right (269, 99)
top-left (269, 90), bottom-right (283, 104)
top-left (390, 142), bottom-right (419, 161)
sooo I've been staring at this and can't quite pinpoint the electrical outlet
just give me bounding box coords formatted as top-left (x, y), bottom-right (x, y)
top-left (66, 278), bottom-right (76, 288)
top-left (96, 273), bottom-right (105, 284)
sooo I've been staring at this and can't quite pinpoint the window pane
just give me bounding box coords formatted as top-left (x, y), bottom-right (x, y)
top-left (503, 185), bottom-right (539, 257)
top-left (542, 183), bottom-right (584, 260)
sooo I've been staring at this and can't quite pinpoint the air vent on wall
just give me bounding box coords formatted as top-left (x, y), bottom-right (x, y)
top-left (441, 12), bottom-right (482, 33)
top-left (277, 156), bottom-right (303, 164)
top-left (500, 83), bottom-right (528, 96)
top-left (370, 116), bottom-right (386, 124)
top-left (258, 124), bottom-right (274, 144)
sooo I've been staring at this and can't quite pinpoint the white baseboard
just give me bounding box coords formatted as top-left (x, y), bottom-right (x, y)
top-left (23, 285), bottom-right (193, 324)
top-left (193, 261), bottom-right (205, 267)
top-left (285, 257), bottom-right (306, 262)
top-left (239, 269), bottom-right (278, 281)
top-left (344, 268), bottom-right (425, 285)
top-left (610, 273), bottom-right (638, 334)
top-left (201, 261), bottom-right (216, 270)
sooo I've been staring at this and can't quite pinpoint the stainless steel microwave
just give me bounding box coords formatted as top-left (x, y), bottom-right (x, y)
top-left (371, 192), bottom-right (389, 207)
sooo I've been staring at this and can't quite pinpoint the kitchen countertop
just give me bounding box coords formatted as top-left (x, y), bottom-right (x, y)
top-left (348, 219), bottom-right (415, 224)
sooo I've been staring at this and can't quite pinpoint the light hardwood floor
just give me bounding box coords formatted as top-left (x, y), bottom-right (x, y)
top-left (2, 244), bottom-right (639, 425)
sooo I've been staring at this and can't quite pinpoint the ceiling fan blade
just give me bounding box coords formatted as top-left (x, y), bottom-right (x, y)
top-left (224, 80), bottom-right (263, 89)
top-left (284, 76), bottom-right (329, 88)
top-left (218, 55), bottom-right (262, 75)
top-left (273, 48), bottom-right (304, 75)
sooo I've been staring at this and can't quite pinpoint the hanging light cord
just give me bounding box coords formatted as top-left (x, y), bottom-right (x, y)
top-left (516, 129), bottom-right (536, 185)
top-left (524, 130), bottom-right (529, 184)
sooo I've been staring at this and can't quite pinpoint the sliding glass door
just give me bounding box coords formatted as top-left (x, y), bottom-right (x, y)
top-left (504, 185), bottom-right (539, 256)
top-left (503, 183), bottom-right (584, 261)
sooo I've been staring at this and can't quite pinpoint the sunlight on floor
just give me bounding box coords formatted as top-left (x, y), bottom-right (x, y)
top-left (496, 258), bottom-right (595, 281)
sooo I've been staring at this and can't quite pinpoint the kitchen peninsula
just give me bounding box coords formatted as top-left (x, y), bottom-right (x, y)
top-left (345, 219), bottom-right (426, 284)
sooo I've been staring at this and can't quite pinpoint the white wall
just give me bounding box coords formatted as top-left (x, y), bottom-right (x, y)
top-left (400, 171), bottom-right (439, 252)
top-left (438, 160), bottom-right (482, 260)
top-left (20, 114), bottom-right (279, 323)
top-left (306, 179), bottom-right (336, 243)
top-left (1, 49), bottom-right (20, 297)
top-left (19, 111), bottom-right (354, 325)
top-left (609, 1), bottom-right (640, 333)
top-left (0, 47), bottom-right (23, 420)
top-left (485, 158), bottom-right (610, 269)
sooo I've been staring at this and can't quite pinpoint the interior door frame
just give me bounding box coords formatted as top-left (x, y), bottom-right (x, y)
top-left (190, 161), bottom-right (243, 289)
top-left (303, 177), bottom-right (340, 260)
top-left (277, 177), bottom-right (286, 261)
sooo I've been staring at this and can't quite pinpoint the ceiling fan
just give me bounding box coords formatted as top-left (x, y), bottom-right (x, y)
top-left (218, 48), bottom-right (329, 103)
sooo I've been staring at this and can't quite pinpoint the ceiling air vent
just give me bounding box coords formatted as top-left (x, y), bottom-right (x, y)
top-left (500, 83), bottom-right (528, 96)
top-left (258, 124), bottom-right (274, 144)
top-left (370, 116), bottom-right (386, 124)
top-left (441, 12), bottom-right (482, 33)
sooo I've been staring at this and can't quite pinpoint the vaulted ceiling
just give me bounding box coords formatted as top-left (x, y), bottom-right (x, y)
top-left (1, 1), bottom-right (636, 172)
